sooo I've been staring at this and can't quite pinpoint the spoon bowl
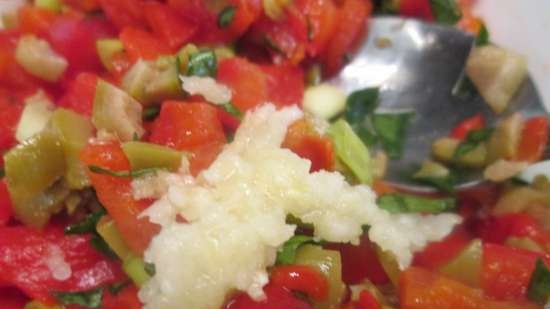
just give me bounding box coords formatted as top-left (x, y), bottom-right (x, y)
top-left (330, 17), bottom-right (548, 191)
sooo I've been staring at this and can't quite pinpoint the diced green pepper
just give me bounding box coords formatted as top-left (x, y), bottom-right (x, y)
top-left (96, 216), bottom-right (132, 260)
top-left (294, 244), bottom-right (345, 309)
top-left (122, 141), bottom-right (184, 171)
top-left (48, 109), bottom-right (94, 189)
top-left (4, 131), bottom-right (68, 227)
top-left (328, 119), bottom-right (373, 184)
top-left (506, 237), bottom-right (544, 253)
top-left (15, 91), bottom-right (55, 143)
top-left (176, 44), bottom-right (199, 73)
top-left (145, 64), bottom-right (185, 102)
top-left (123, 255), bottom-right (151, 287)
top-left (96, 39), bottom-right (124, 72)
top-left (439, 239), bottom-right (482, 287)
top-left (15, 35), bottom-right (68, 82)
top-left (122, 60), bottom-right (158, 104)
top-left (93, 80), bottom-right (144, 142)
top-left (34, 0), bottom-right (62, 12)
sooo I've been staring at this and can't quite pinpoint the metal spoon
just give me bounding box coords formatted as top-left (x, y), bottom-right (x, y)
top-left (330, 17), bottom-right (548, 192)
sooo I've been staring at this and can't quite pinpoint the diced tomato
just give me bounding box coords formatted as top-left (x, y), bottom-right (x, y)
top-left (46, 16), bottom-right (116, 78)
top-left (295, 0), bottom-right (338, 57)
top-left (400, 267), bottom-right (538, 309)
top-left (149, 101), bottom-right (226, 175)
top-left (450, 113), bottom-right (485, 141)
top-left (481, 243), bottom-right (550, 301)
top-left (260, 64), bottom-right (305, 107)
top-left (217, 108), bottom-right (241, 132)
top-left (102, 284), bottom-right (142, 309)
top-left (270, 265), bottom-right (329, 301)
top-left (168, 0), bottom-right (261, 44)
top-left (0, 91), bottom-right (24, 152)
top-left (143, 2), bottom-right (197, 51)
top-left (63, 0), bottom-right (101, 12)
top-left (326, 234), bottom-right (389, 285)
top-left (80, 142), bottom-right (161, 255)
top-left (17, 6), bottom-right (58, 37)
top-left (515, 116), bottom-right (549, 162)
top-left (357, 290), bottom-right (382, 309)
top-left (321, 0), bottom-right (372, 75)
top-left (398, 0), bottom-right (434, 21)
top-left (217, 57), bottom-right (268, 111)
top-left (283, 119), bottom-right (334, 172)
top-left (97, 0), bottom-right (146, 30)
top-left (0, 180), bottom-right (13, 227)
top-left (478, 213), bottom-right (550, 250)
top-left (0, 288), bottom-right (27, 309)
top-left (413, 227), bottom-right (472, 269)
top-left (119, 27), bottom-right (172, 63)
top-left (225, 283), bottom-right (312, 309)
top-left (57, 72), bottom-right (98, 116)
top-left (0, 225), bottom-right (126, 304)
top-left (0, 31), bottom-right (43, 94)
top-left (457, 183), bottom-right (499, 219)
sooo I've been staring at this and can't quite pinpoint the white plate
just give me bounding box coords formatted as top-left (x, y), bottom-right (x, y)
top-left (475, 0), bottom-right (550, 111)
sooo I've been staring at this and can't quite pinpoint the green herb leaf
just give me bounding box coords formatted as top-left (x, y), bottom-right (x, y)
top-left (476, 23), bottom-right (490, 46)
top-left (142, 105), bottom-right (160, 121)
top-left (88, 165), bottom-right (165, 178)
top-left (430, 0), bottom-right (462, 25)
top-left (90, 234), bottom-right (118, 259)
top-left (52, 288), bottom-right (103, 309)
top-left (372, 112), bottom-right (414, 160)
top-left (187, 50), bottom-right (217, 77)
top-left (0, 168), bottom-right (4, 178)
top-left (454, 128), bottom-right (493, 158)
top-left (413, 172), bottom-right (459, 193)
top-left (528, 259), bottom-right (550, 304)
top-left (276, 235), bottom-right (319, 265)
top-left (378, 193), bottom-right (456, 214)
top-left (345, 88), bottom-right (380, 126)
top-left (65, 209), bottom-right (106, 235)
top-left (221, 102), bottom-right (243, 120)
top-left (218, 6), bottom-right (236, 28)
top-left (107, 281), bottom-right (131, 296)
top-left (144, 262), bottom-right (156, 277)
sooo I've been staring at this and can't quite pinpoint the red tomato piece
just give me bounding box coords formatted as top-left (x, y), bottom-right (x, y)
top-left (102, 284), bottom-right (142, 309)
top-left (97, 0), bottom-right (146, 30)
top-left (0, 225), bottom-right (126, 304)
top-left (260, 64), bottom-right (305, 107)
top-left (0, 180), bottom-right (13, 227)
top-left (63, 0), bottom-right (100, 12)
top-left (321, 0), bottom-right (372, 75)
top-left (143, 2), bottom-right (197, 51)
top-left (47, 16), bottom-right (116, 78)
top-left (217, 57), bottom-right (268, 111)
top-left (449, 113), bottom-right (485, 140)
top-left (478, 213), bottom-right (550, 250)
top-left (17, 6), bottom-right (57, 37)
top-left (295, 0), bottom-right (338, 57)
top-left (0, 288), bottom-right (28, 309)
top-left (413, 227), bottom-right (472, 269)
top-left (217, 108), bottom-right (241, 132)
top-left (0, 91), bottom-right (24, 152)
top-left (399, 0), bottom-right (434, 21)
top-left (57, 72), bottom-right (98, 116)
top-left (400, 267), bottom-right (537, 309)
top-left (283, 119), bottom-right (334, 172)
top-left (149, 101), bottom-right (226, 175)
top-left (270, 265), bottom-right (329, 301)
top-left (481, 243), bottom-right (550, 301)
top-left (515, 116), bottom-right (549, 162)
top-left (225, 283), bottom-right (312, 309)
top-left (357, 290), bottom-right (382, 309)
top-left (325, 233), bottom-right (389, 285)
top-left (80, 142), bottom-right (161, 255)
top-left (0, 31), bottom-right (43, 94)
top-left (119, 27), bottom-right (172, 63)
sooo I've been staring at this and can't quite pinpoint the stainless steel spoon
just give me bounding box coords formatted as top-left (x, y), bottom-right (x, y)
top-left (330, 17), bottom-right (548, 192)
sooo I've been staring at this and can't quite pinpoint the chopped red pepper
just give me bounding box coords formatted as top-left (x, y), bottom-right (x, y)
top-left (481, 243), bottom-right (550, 301)
top-left (515, 116), bottom-right (549, 162)
top-left (0, 225), bottom-right (126, 304)
top-left (57, 72), bottom-right (98, 116)
top-left (225, 283), bottom-right (312, 309)
top-left (119, 27), bottom-right (171, 63)
top-left (357, 290), bottom-right (382, 309)
top-left (413, 226), bottom-right (472, 269)
top-left (143, 2), bottom-right (197, 51)
top-left (97, 0), bottom-right (146, 30)
top-left (398, 0), bottom-right (434, 21)
top-left (478, 213), bottom-right (550, 250)
top-left (449, 113), bottom-right (485, 141)
top-left (17, 6), bottom-right (58, 37)
top-left (283, 119), bottom-right (334, 172)
top-left (80, 141), bottom-right (161, 255)
top-left (270, 264), bottom-right (329, 301)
